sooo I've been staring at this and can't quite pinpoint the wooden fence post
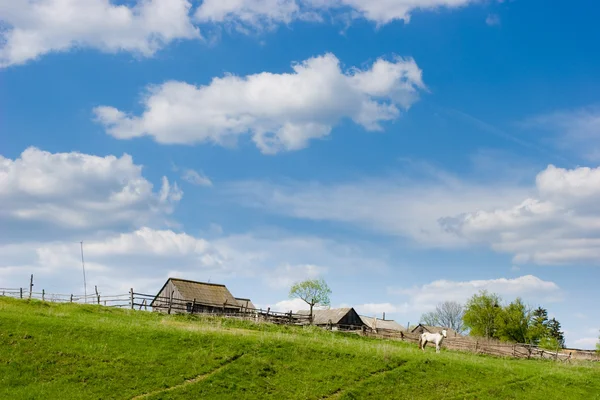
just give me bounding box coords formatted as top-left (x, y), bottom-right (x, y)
top-left (20, 288), bottom-right (23, 299)
top-left (70, 294), bottom-right (73, 303)
top-left (42, 289), bottom-right (45, 301)
top-left (475, 340), bottom-right (479, 353)
top-left (95, 285), bottom-right (100, 305)
top-left (130, 288), bottom-right (134, 310)
top-left (191, 298), bottom-right (196, 314)
top-left (289, 310), bottom-right (293, 323)
top-left (29, 274), bottom-right (34, 299)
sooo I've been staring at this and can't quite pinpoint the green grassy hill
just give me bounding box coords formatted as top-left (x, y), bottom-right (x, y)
top-left (1, 297), bottom-right (598, 400)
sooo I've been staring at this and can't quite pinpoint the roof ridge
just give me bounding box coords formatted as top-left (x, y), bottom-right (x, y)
top-left (169, 277), bottom-right (226, 287)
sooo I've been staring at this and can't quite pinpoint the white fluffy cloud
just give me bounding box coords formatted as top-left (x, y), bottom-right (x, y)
top-left (353, 302), bottom-right (407, 316)
top-left (94, 53), bottom-right (426, 153)
top-left (0, 227), bottom-right (387, 295)
top-left (440, 164), bottom-right (600, 265)
top-left (0, 0), bottom-right (200, 67)
top-left (196, 0), bottom-right (480, 28)
top-left (224, 168), bottom-right (527, 247)
top-left (393, 275), bottom-right (562, 312)
top-left (0, 147), bottom-right (181, 241)
top-left (573, 336), bottom-right (599, 349)
top-left (265, 264), bottom-right (327, 289)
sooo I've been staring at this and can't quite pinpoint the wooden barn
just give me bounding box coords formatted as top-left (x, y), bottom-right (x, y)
top-left (235, 297), bottom-right (256, 310)
top-left (297, 307), bottom-right (364, 330)
top-left (150, 278), bottom-right (241, 314)
top-left (360, 316), bottom-right (405, 333)
top-left (411, 324), bottom-right (462, 337)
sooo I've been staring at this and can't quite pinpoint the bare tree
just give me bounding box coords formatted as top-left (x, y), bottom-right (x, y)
top-left (420, 301), bottom-right (465, 333)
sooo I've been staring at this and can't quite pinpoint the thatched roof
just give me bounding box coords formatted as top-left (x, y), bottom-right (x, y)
top-left (158, 278), bottom-right (239, 307)
top-left (297, 308), bottom-right (356, 325)
top-left (235, 297), bottom-right (256, 310)
top-left (360, 316), bottom-right (405, 332)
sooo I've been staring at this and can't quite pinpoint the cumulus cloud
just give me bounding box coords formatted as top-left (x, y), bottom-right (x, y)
top-left (0, 227), bottom-right (387, 295)
top-left (440, 164), bottom-right (600, 265)
top-left (267, 298), bottom-right (309, 313)
top-left (196, 0), bottom-right (480, 28)
top-left (0, 0), bottom-right (200, 68)
top-left (573, 336), bottom-right (599, 349)
top-left (0, 147), bottom-right (181, 242)
top-left (94, 53), bottom-right (426, 154)
top-left (223, 168), bottom-right (527, 247)
top-left (393, 275), bottom-right (563, 312)
top-left (265, 264), bottom-right (327, 289)
top-left (354, 302), bottom-right (407, 316)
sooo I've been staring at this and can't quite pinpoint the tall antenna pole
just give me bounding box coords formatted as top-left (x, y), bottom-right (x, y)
top-left (80, 241), bottom-right (87, 303)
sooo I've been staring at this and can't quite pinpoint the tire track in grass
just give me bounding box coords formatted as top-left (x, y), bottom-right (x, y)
top-left (321, 361), bottom-right (407, 399)
top-left (131, 353), bottom-right (245, 400)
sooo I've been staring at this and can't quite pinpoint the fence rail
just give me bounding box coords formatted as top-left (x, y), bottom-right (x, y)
top-left (132, 291), bottom-right (311, 324)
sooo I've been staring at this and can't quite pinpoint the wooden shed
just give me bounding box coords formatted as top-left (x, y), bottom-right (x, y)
top-left (150, 278), bottom-right (240, 314)
top-left (360, 316), bottom-right (405, 333)
top-left (297, 307), bottom-right (364, 330)
top-left (235, 297), bottom-right (256, 310)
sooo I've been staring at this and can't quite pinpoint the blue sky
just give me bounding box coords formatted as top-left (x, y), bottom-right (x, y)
top-left (1, 0), bottom-right (599, 348)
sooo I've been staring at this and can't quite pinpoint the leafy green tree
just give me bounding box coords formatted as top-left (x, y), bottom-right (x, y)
top-left (496, 298), bottom-right (531, 343)
top-left (421, 301), bottom-right (465, 333)
top-left (463, 290), bottom-right (502, 338)
top-left (289, 279), bottom-right (332, 324)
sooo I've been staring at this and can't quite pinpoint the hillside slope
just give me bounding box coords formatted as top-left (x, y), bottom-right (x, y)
top-left (1, 297), bottom-right (598, 399)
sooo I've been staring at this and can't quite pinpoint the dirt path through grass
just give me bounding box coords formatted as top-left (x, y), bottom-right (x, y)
top-left (131, 353), bottom-right (245, 399)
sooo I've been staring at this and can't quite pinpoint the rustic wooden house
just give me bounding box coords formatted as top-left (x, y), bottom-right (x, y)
top-left (235, 297), bottom-right (256, 310)
top-left (360, 316), bottom-right (405, 333)
top-left (411, 323), bottom-right (462, 337)
top-left (297, 307), bottom-right (364, 330)
top-left (150, 278), bottom-right (241, 314)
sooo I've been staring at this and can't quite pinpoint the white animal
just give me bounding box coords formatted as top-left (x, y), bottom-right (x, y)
top-left (419, 329), bottom-right (448, 353)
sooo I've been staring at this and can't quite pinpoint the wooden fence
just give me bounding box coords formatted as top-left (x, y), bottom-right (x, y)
top-left (0, 286), bottom-right (131, 307)
top-left (2, 287), bottom-right (597, 362)
top-left (0, 286), bottom-right (311, 325)
top-left (362, 330), bottom-right (596, 362)
top-left (131, 291), bottom-right (311, 325)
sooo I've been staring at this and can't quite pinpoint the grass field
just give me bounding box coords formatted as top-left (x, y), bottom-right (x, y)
top-left (1, 297), bottom-right (599, 399)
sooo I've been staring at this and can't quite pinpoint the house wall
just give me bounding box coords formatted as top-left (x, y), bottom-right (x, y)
top-left (152, 279), bottom-right (184, 313)
top-left (339, 309), bottom-right (364, 330)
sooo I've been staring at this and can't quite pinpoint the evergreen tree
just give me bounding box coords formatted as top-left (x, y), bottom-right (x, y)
top-left (546, 318), bottom-right (565, 348)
